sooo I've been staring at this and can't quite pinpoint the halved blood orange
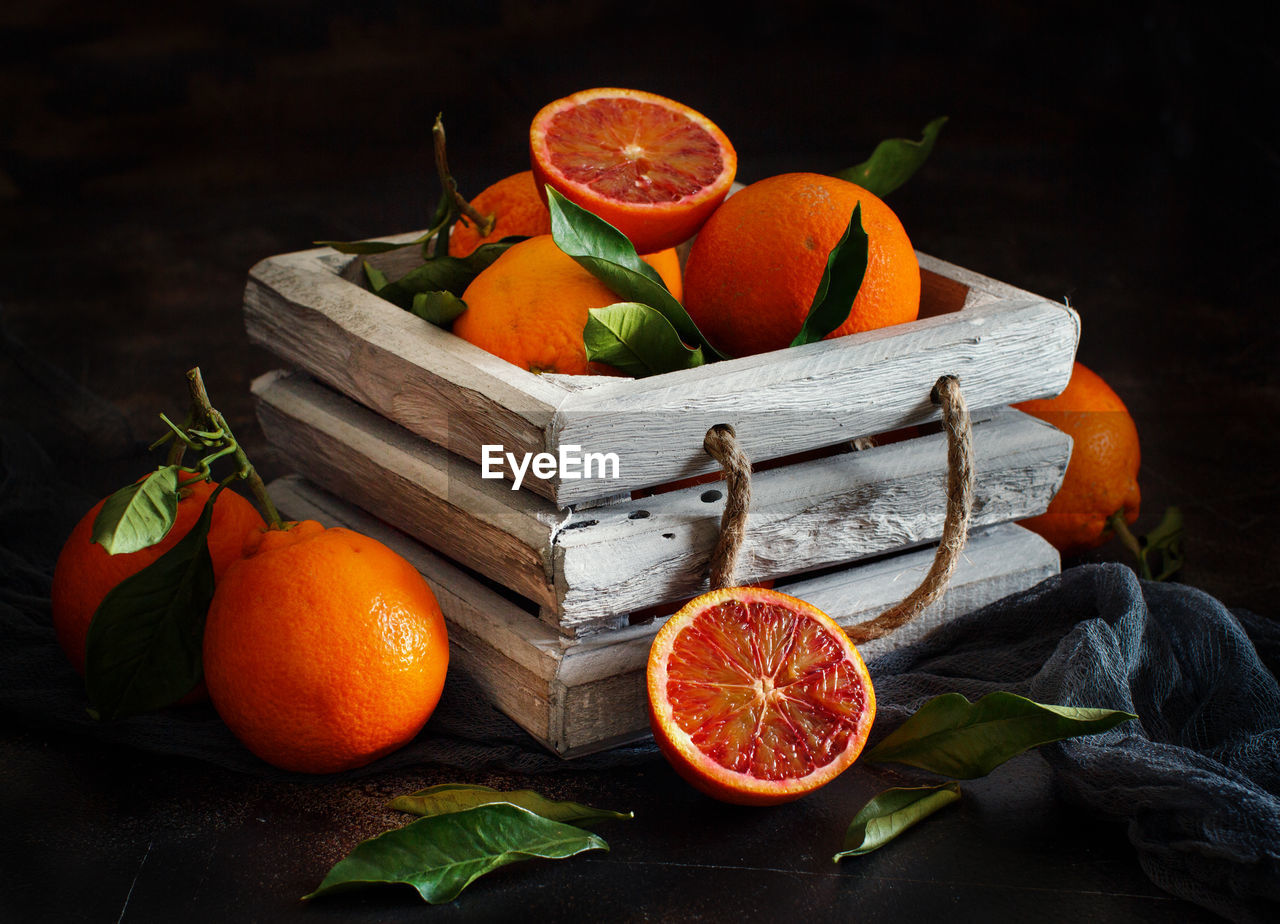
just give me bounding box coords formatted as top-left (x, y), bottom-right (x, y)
top-left (647, 586), bottom-right (875, 806)
top-left (529, 87), bottom-right (737, 254)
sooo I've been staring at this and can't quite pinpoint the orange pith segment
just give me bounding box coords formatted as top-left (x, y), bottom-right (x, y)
top-left (648, 587), bottom-right (875, 805)
top-left (530, 87), bottom-right (737, 254)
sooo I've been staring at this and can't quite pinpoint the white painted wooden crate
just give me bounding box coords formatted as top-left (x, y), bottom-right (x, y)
top-left (242, 238), bottom-right (1077, 755)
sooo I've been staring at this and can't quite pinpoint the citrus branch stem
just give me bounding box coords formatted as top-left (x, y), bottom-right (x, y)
top-left (1107, 510), bottom-right (1149, 579)
top-left (433, 113), bottom-right (495, 237)
top-left (164, 406), bottom-right (198, 467)
top-left (184, 367), bottom-right (285, 530)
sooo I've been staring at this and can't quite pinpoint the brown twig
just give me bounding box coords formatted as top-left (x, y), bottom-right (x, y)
top-left (185, 367), bottom-right (285, 530)
top-left (432, 114), bottom-right (494, 237)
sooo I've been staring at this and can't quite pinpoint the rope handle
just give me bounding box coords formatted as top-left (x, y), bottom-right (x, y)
top-left (702, 374), bottom-right (975, 644)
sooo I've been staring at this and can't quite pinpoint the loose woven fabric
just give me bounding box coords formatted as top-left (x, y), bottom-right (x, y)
top-left (869, 566), bottom-right (1280, 923)
top-left (1, 415), bottom-right (1276, 921)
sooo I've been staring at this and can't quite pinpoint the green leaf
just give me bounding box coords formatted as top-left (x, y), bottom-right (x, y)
top-left (862, 691), bottom-right (1137, 778)
top-left (304, 803), bottom-right (607, 904)
top-left (409, 291), bottom-right (467, 328)
top-left (545, 185), bottom-right (666, 286)
top-left (388, 784), bottom-right (632, 827)
top-left (584, 303), bottom-right (705, 377)
top-left (362, 261), bottom-right (389, 294)
top-left (833, 116), bottom-right (948, 197)
top-left (833, 783), bottom-right (961, 860)
top-left (90, 466), bottom-right (182, 555)
top-left (425, 182), bottom-right (457, 261)
top-left (375, 241), bottom-right (515, 310)
top-left (546, 186), bottom-right (724, 359)
top-left (84, 489), bottom-right (219, 720)
top-left (789, 203), bottom-right (869, 347)
top-left (1139, 506), bottom-right (1184, 582)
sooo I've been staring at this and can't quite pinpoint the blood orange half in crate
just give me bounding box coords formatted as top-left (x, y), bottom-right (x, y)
top-left (529, 87), bottom-right (737, 253)
top-left (647, 586), bottom-right (875, 805)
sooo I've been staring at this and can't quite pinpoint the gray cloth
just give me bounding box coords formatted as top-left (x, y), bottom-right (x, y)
top-left (1, 418), bottom-right (1276, 921)
top-left (869, 565), bottom-right (1279, 923)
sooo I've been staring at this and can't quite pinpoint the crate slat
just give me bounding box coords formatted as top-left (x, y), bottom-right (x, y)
top-left (253, 370), bottom-right (1071, 636)
top-left (244, 245), bottom-right (1078, 505)
top-left (545, 290), bottom-right (1077, 505)
top-left (244, 247), bottom-right (563, 458)
top-left (267, 475), bottom-right (1059, 758)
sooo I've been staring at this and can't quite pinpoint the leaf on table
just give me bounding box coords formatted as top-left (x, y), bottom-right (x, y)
top-left (388, 783), bottom-right (632, 827)
top-left (547, 186), bottom-right (723, 360)
top-left (833, 783), bottom-right (961, 860)
top-left (91, 466), bottom-right (182, 555)
top-left (303, 803), bottom-right (608, 904)
top-left (84, 489), bottom-right (218, 719)
top-left (789, 203), bottom-right (869, 347)
top-left (584, 303), bottom-right (705, 377)
top-left (862, 691), bottom-right (1137, 778)
top-left (833, 116), bottom-right (948, 198)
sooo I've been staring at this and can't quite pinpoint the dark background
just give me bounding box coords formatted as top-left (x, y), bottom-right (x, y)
top-left (2, 0), bottom-right (1275, 617)
top-left (1, 3), bottom-right (1276, 921)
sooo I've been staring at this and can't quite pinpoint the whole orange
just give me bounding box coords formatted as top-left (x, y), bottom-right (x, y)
top-left (447, 170), bottom-right (552, 258)
top-left (50, 477), bottom-right (265, 681)
top-left (1015, 361), bottom-right (1141, 557)
top-left (202, 520), bottom-right (449, 774)
top-left (451, 233), bottom-right (683, 375)
top-left (681, 172), bottom-right (920, 357)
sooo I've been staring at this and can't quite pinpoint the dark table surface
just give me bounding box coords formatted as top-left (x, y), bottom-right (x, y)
top-left (1, 3), bottom-right (1274, 921)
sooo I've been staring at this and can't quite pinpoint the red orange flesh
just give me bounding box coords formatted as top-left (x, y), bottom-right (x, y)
top-left (647, 586), bottom-right (875, 805)
top-left (530, 87), bottom-right (737, 253)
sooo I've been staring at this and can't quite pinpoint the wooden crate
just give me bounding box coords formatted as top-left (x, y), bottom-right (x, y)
top-left (243, 237), bottom-right (1078, 755)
